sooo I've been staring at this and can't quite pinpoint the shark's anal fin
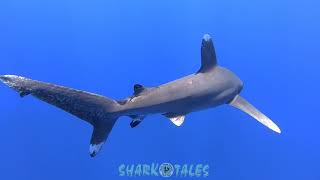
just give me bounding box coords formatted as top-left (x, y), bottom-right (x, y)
top-left (164, 113), bottom-right (186, 126)
top-left (129, 115), bottom-right (146, 128)
top-left (229, 95), bottom-right (281, 134)
top-left (198, 34), bottom-right (217, 73)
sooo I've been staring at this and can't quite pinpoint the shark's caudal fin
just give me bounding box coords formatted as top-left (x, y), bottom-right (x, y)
top-left (0, 75), bottom-right (121, 157)
top-left (229, 95), bottom-right (281, 134)
top-left (198, 34), bottom-right (218, 73)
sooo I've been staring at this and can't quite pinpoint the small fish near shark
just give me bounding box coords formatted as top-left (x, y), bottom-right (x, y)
top-left (0, 34), bottom-right (281, 157)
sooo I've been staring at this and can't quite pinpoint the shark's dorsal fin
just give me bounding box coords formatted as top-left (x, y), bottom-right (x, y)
top-left (198, 34), bottom-right (217, 73)
top-left (133, 84), bottom-right (146, 95)
top-left (164, 113), bottom-right (186, 126)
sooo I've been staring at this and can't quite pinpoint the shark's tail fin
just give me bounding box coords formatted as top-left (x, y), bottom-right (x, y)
top-left (229, 95), bottom-right (281, 134)
top-left (90, 118), bottom-right (118, 157)
top-left (0, 75), bottom-right (121, 157)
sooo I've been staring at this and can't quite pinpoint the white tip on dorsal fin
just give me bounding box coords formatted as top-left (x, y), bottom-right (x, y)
top-left (229, 95), bottom-right (281, 134)
top-left (164, 113), bottom-right (186, 126)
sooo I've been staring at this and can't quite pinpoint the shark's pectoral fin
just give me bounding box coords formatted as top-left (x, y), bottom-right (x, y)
top-left (164, 113), bottom-right (186, 127)
top-left (229, 95), bottom-right (281, 134)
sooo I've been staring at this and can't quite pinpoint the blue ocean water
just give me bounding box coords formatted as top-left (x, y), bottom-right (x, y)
top-left (0, 0), bottom-right (319, 179)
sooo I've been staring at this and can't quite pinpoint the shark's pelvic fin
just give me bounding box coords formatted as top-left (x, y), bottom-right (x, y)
top-left (198, 34), bottom-right (217, 73)
top-left (229, 95), bottom-right (281, 134)
top-left (164, 113), bottom-right (186, 126)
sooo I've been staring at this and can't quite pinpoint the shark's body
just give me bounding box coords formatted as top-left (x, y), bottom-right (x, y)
top-left (118, 67), bottom-right (242, 117)
top-left (0, 34), bottom-right (281, 157)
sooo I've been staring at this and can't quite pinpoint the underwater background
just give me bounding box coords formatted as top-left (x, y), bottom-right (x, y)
top-left (0, 0), bottom-right (319, 179)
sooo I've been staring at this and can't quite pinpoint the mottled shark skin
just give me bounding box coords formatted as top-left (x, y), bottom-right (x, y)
top-left (0, 34), bottom-right (281, 157)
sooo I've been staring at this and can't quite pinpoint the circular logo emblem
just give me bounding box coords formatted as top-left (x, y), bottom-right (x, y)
top-left (159, 163), bottom-right (174, 178)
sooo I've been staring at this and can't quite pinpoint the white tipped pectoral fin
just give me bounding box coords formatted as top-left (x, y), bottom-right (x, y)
top-left (229, 95), bottom-right (281, 134)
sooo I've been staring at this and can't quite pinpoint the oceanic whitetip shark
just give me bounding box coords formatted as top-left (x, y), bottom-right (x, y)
top-left (0, 34), bottom-right (281, 157)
